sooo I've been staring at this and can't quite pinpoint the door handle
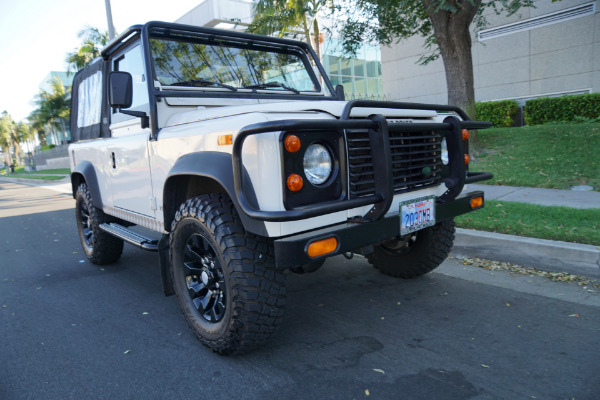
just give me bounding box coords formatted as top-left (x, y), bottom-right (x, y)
top-left (111, 152), bottom-right (116, 169)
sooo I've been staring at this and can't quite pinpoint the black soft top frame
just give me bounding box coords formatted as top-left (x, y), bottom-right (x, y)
top-left (101, 21), bottom-right (340, 139)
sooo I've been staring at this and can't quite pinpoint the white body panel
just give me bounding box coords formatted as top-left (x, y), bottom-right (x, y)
top-left (71, 99), bottom-right (453, 238)
top-left (108, 120), bottom-right (154, 217)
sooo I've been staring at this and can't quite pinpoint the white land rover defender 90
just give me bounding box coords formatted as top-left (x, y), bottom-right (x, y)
top-left (69, 21), bottom-right (492, 355)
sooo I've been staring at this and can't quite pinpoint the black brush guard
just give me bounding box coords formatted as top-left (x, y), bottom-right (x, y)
top-left (232, 100), bottom-right (493, 223)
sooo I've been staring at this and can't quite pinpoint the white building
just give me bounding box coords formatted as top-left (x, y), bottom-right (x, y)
top-left (381, 0), bottom-right (599, 106)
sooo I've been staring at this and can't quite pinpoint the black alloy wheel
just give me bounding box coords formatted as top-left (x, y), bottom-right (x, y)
top-left (78, 199), bottom-right (94, 251)
top-left (183, 233), bottom-right (226, 323)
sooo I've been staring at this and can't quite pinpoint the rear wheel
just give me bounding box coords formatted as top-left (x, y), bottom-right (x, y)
top-left (75, 183), bottom-right (123, 265)
top-left (367, 219), bottom-right (455, 278)
top-left (170, 194), bottom-right (286, 355)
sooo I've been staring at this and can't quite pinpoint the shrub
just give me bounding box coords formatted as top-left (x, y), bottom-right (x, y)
top-left (524, 93), bottom-right (600, 125)
top-left (475, 100), bottom-right (519, 127)
top-left (40, 144), bottom-right (56, 151)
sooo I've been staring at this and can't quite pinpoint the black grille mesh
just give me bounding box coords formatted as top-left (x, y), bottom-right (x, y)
top-left (347, 127), bottom-right (443, 198)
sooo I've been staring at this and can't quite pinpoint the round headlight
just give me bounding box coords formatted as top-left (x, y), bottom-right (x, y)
top-left (303, 143), bottom-right (332, 186)
top-left (441, 138), bottom-right (449, 165)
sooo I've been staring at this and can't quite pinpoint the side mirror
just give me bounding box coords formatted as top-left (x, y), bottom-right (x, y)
top-left (335, 84), bottom-right (345, 101)
top-left (108, 71), bottom-right (149, 129)
top-left (109, 72), bottom-right (133, 109)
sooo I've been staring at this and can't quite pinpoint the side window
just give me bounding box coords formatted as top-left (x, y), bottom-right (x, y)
top-left (113, 44), bottom-right (149, 122)
top-left (77, 71), bottom-right (102, 128)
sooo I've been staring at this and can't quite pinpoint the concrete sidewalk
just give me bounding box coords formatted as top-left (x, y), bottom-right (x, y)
top-left (468, 183), bottom-right (600, 209)
top-left (455, 184), bottom-right (600, 278)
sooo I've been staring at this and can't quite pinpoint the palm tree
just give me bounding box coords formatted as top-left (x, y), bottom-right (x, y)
top-left (31, 77), bottom-right (70, 146)
top-left (16, 122), bottom-right (36, 166)
top-left (0, 111), bottom-right (19, 166)
top-left (27, 110), bottom-right (48, 147)
top-left (0, 112), bottom-right (13, 167)
top-left (248, 0), bottom-right (334, 61)
top-left (66, 26), bottom-right (111, 72)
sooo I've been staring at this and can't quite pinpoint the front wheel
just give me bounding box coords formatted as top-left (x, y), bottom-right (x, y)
top-left (367, 219), bottom-right (455, 278)
top-left (170, 194), bottom-right (286, 355)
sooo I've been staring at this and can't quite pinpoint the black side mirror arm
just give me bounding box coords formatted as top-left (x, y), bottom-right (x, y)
top-left (117, 109), bottom-right (150, 129)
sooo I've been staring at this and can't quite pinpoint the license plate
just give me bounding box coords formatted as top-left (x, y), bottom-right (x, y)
top-left (400, 196), bottom-right (435, 235)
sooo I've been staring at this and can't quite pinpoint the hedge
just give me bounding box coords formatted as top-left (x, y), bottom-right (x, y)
top-left (524, 93), bottom-right (600, 125)
top-left (475, 100), bottom-right (519, 127)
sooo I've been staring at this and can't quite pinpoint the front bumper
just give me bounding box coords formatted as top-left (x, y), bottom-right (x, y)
top-left (273, 190), bottom-right (485, 269)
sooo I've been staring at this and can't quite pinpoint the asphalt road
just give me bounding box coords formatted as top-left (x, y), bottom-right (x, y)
top-left (1, 181), bottom-right (599, 400)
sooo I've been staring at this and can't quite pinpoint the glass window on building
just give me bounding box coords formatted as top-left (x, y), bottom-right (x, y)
top-left (322, 38), bottom-right (383, 100)
top-left (340, 58), bottom-right (352, 76)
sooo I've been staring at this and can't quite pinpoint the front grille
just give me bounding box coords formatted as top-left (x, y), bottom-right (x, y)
top-left (347, 127), bottom-right (443, 198)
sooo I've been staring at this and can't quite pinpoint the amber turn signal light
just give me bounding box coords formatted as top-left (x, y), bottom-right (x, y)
top-left (462, 129), bottom-right (470, 141)
top-left (307, 237), bottom-right (338, 258)
top-left (470, 196), bottom-right (483, 209)
top-left (284, 135), bottom-right (301, 153)
top-left (287, 174), bottom-right (303, 191)
top-left (217, 134), bottom-right (232, 146)
top-left (464, 154), bottom-right (470, 164)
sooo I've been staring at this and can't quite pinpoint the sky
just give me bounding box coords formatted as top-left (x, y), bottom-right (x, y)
top-left (0, 0), bottom-right (204, 122)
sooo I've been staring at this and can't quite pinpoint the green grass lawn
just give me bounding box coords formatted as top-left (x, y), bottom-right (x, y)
top-left (471, 123), bottom-right (600, 191)
top-left (455, 200), bottom-right (600, 246)
top-left (0, 167), bottom-right (69, 180)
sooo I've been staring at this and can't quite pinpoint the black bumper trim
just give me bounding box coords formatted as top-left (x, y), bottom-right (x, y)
top-left (273, 190), bottom-right (485, 269)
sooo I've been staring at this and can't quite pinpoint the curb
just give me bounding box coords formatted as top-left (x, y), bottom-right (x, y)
top-left (453, 228), bottom-right (600, 279)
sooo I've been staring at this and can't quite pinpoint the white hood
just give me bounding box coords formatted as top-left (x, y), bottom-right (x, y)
top-left (164, 100), bottom-right (439, 127)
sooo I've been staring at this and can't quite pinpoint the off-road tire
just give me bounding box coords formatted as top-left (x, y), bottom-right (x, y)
top-left (367, 219), bottom-right (455, 279)
top-left (170, 194), bottom-right (286, 355)
top-left (75, 183), bottom-right (124, 265)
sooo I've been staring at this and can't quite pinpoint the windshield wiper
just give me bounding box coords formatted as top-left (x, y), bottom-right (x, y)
top-left (170, 78), bottom-right (237, 92)
top-left (244, 82), bottom-right (300, 94)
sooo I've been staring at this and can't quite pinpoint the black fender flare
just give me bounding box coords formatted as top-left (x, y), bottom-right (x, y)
top-left (70, 161), bottom-right (103, 209)
top-left (162, 151), bottom-right (267, 236)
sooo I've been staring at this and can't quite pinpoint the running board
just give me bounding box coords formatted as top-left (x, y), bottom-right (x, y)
top-left (99, 223), bottom-right (159, 251)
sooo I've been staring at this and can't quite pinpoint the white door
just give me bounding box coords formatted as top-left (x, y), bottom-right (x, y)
top-left (107, 42), bottom-right (155, 217)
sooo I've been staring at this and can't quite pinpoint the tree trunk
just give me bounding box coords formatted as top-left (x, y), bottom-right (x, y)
top-left (312, 17), bottom-right (321, 61)
top-left (422, 0), bottom-right (481, 153)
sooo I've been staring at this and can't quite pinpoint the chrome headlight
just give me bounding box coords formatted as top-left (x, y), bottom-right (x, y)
top-left (441, 138), bottom-right (449, 165)
top-left (303, 143), bottom-right (332, 185)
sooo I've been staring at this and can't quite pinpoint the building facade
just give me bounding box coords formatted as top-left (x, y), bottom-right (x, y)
top-left (381, 0), bottom-right (599, 106)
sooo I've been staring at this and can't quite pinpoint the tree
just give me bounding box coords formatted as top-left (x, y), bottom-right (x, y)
top-left (16, 122), bottom-right (36, 163)
top-left (66, 26), bottom-right (111, 71)
top-left (27, 112), bottom-right (48, 147)
top-left (336, 0), bottom-right (534, 148)
top-left (248, 0), bottom-right (334, 61)
top-left (31, 77), bottom-right (70, 146)
top-left (0, 112), bottom-right (17, 166)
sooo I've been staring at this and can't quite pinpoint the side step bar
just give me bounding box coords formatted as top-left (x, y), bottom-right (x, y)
top-left (99, 223), bottom-right (159, 251)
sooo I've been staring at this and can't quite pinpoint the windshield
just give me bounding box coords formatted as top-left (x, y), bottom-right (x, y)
top-left (149, 37), bottom-right (320, 93)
